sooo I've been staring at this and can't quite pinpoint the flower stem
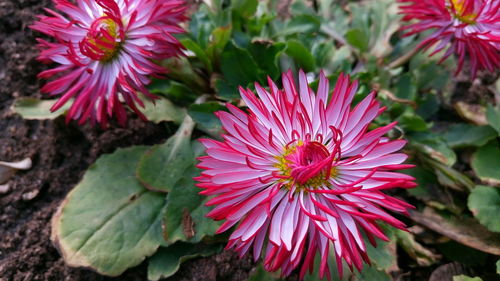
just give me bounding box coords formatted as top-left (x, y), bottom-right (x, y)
top-left (387, 44), bottom-right (420, 69)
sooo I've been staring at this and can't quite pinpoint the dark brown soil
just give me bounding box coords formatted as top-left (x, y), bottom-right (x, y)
top-left (0, 1), bottom-right (254, 280)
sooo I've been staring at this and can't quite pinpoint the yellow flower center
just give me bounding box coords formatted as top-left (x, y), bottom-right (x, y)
top-left (82, 17), bottom-right (123, 62)
top-left (450, 0), bottom-right (477, 24)
top-left (274, 141), bottom-right (338, 192)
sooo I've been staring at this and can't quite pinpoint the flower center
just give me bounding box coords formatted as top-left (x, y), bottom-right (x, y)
top-left (80, 16), bottom-right (123, 62)
top-left (450, 0), bottom-right (477, 24)
top-left (275, 141), bottom-right (337, 191)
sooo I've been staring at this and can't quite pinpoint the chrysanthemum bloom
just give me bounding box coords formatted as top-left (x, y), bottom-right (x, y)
top-left (30, 0), bottom-right (187, 127)
top-left (399, 0), bottom-right (500, 78)
top-left (196, 70), bottom-right (416, 279)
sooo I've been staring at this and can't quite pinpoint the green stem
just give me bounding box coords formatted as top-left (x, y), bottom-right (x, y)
top-left (387, 44), bottom-right (420, 69)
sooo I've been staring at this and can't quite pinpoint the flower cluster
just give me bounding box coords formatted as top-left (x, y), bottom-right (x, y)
top-left (196, 70), bottom-right (416, 279)
top-left (399, 0), bottom-right (500, 78)
top-left (31, 0), bottom-right (187, 127)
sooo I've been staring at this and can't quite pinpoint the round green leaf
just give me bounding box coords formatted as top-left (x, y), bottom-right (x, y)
top-left (188, 102), bottom-right (225, 137)
top-left (471, 143), bottom-right (500, 186)
top-left (486, 105), bottom-right (500, 136)
top-left (442, 124), bottom-right (496, 148)
top-left (162, 166), bottom-right (221, 243)
top-left (285, 39), bottom-right (316, 72)
top-left (52, 146), bottom-right (166, 276)
top-left (453, 275), bottom-right (483, 281)
top-left (141, 97), bottom-right (186, 124)
top-left (12, 97), bottom-right (71, 120)
top-left (345, 28), bottom-right (369, 52)
top-left (136, 117), bottom-right (195, 192)
top-left (148, 242), bottom-right (222, 281)
top-left (468, 185), bottom-right (500, 233)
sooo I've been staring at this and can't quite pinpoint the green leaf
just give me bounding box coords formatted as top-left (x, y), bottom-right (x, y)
top-left (52, 146), bottom-right (166, 276)
top-left (231, 0), bottom-right (258, 19)
top-left (248, 265), bottom-right (279, 281)
top-left (399, 114), bottom-right (430, 132)
top-left (141, 97), bottom-right (186, 124)
top-left (206, 26), bottom-right (232, 62)
top-left (395, 73), bottom-right (417, 101)
top-left (365, 230), bottom-right (396, 270)
top-left (163, 166), bottom-right (221, 243)
top-left (410, 133), bottom-right (456, 166)
top-left (354, 265), bottom-right (392, 281)
top-left (285, 39), bottom-right (316, 72)
top-left (218, 42), bottom-right (262, 99)
top-left (12, 97), bottom-right (71, 120)
top-left (468, 185), bottom-right (500, 232)
top-left (345, 28), bottom-right (369, 52)
top-left (148, 242), bottom-right (222, 281)
top-left (395, 229), bottom-right (439, 266)
top-left (486, 105), bottom-right (500, 136)
top-left (471, 143), bottom-right (500, 186)
top-left (419, 155), bottom-right (474, 191)
top-left (453, 275), bottom-right (483, 281)
top-left (188, 102), bottom-right (225, 137)
top-left (248, 41), bottom-right (286, 79)
top-left (279, 14), bottom-right (320, 37)
top-left (148, 80), bottom-right (197, 106)
top-left (181, 38), bottom-right (212, 72)
top-left (496, 259), bottom-right (500, 274)
top-left (442, 124), bottom-right (496, 148)
top-left (136, 117), bottom-right (195, 192)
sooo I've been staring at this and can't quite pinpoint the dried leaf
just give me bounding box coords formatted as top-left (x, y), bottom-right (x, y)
top-left (409, 208), bottom-right (500, 255)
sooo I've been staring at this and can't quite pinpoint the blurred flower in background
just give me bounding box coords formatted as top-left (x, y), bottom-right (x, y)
top-left (399, 0), bottom-right (500, 78)
top-left (196, 70), bottom-right (416, 279)
top-left (31, 0), bottom-right (187, 127)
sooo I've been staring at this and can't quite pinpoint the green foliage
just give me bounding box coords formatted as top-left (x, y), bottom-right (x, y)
top-left (471, 143), bottom-right (500, 186)
top-left (486, 105), bottom-right (500, 136)
top-left (162, 165), bottom-right (221, 243)
top-left (52, 146), bottom-right (166, 276)
top-left (141, 97), bottom-right (186, 124)
top-left (285, 39), bottom-right (316, 72)
top-left (217, 42), bottom-right (263, 99)
top-left (188, 102), bottom-right (226, 137)
top-left (442, 124), bottom-right (497, 148)
top-left (12, 98), bottom-right (71, 120)
top-left (136, 117), bottom-right (195, 192)
top-left (453, 275), bottom-right (483, 281)
top-left (148, 242), bottom-right (222, 280)
top-left (468, 186), bottom-right (500, 232)
top-left (247, 265), bottom-right (279, 281)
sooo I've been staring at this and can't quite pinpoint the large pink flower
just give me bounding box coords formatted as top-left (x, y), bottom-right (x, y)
top-left (399, 0), bottom-right (500, 78)
top-left (196, 70), bottom-right (416, 279)
top-left (31, 0), bottom-right (187, 127)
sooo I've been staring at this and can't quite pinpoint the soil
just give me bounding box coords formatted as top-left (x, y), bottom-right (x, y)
top-left (0, 1), bottom-right (499, 281)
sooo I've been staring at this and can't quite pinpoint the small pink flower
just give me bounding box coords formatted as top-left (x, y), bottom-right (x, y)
top-left (196, 70), bottom-right (416, 279)
top-left (399, 0), bottom-right (500, 78)
top-left (31, 0), bottom-right (187, 127)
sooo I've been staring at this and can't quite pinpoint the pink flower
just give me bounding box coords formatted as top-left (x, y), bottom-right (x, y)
top-left (31, 0), bottom-right (187, 127)
top-left (196, 70), bottom-right (416, 279)
top-left (399, 0), bottom-right (500, 78)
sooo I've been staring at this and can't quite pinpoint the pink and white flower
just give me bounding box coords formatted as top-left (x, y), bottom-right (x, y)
top-left (399, 0), bottom-right (500, 78)
top-left (196, 70), bottom-right (416, 279)
top-left (31, 0), bottom-right (187, 127)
